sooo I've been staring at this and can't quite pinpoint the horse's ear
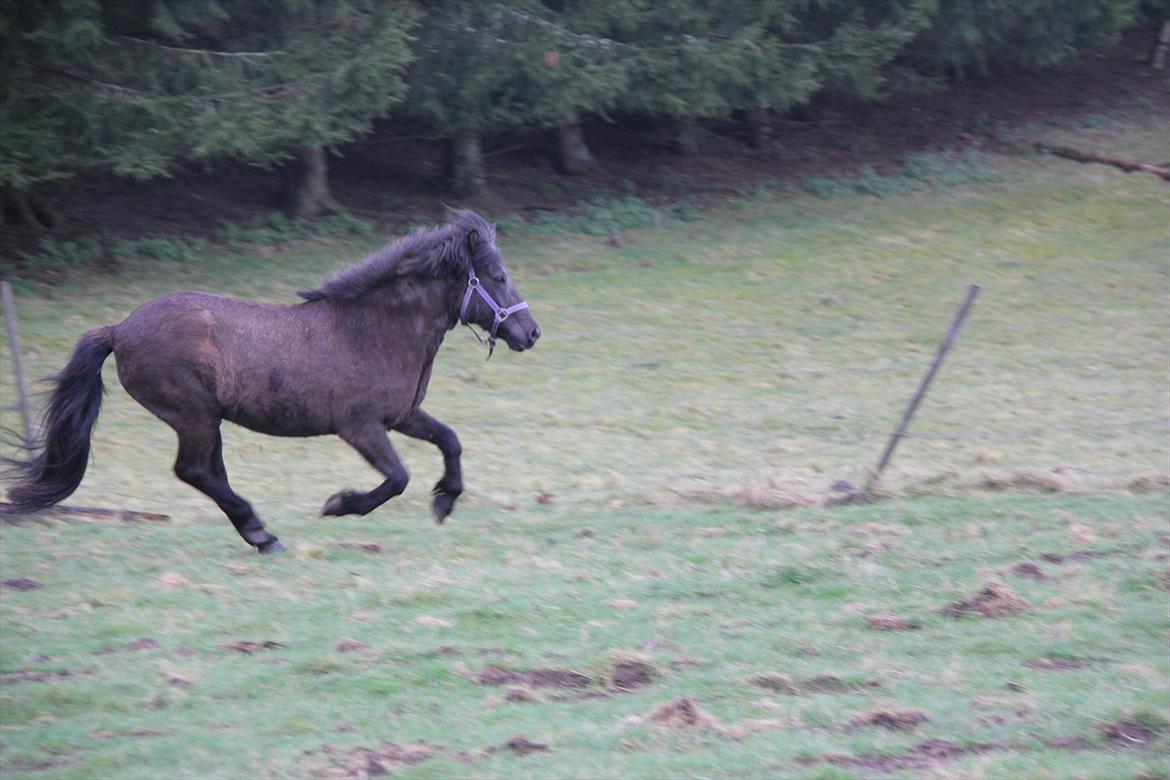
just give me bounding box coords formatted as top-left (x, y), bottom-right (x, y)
top-left (467, 229), bottom-right (480, 250)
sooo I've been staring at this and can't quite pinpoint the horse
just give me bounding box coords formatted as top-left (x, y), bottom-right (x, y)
top-left (4, 209), bottom-right (541, 553)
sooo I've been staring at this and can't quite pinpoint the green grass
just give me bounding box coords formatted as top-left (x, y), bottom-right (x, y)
top-left (2, 113), bottom-right (1168, 779)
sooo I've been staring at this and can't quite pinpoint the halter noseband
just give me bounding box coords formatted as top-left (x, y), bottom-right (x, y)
top-left (459, 268), bottom-right (528, 359)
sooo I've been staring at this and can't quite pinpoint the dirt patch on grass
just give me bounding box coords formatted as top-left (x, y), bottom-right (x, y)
top-left (1103, 720), bottom-right (1160, 748)
top-left (980, 469), bottom-right (1069, 493)
top-left (335, 639), bottom-right (370, 654)
top-left (330, 541), bottom-right (383, 554)
top-left (849, 710), bottom-right (930, 731)
top-left (1127, 472), bottom-right (1170, 492)
top-left (503, 736), bottom-right (549, 756)
top-left (644, 697), bottom-right (725, 732)
top-left (224, 640), bottom-right (286, 654)
top-left (476, 666), bottom-right (591, 689)
top-left (866, 611), bottom-right (921, 631)
top-left (1009, 562), bottom-right (1049, 581)
top-left (1048, 735), bottom-right (1096, 750)
top-left (799, 739), bottom-right (1001, 775)
top-left (0, 668), bottom-right (90, 685)
top-left (609, 659), bottom-right (657, 691)
top-left (751, 673), bottom-right (880, 695)
top-left (94, 637), bottom-right (160, 655)
top-left (1023, 656), bottom-right (1098, 671)
top-left (316, 741), bottom-right (439, 778)
top-left (1040, 550), bottom-right (1116, 563)
top-left (943, 582), bottom-right (1029, 618)
top-left (504, 687), bottom-right (542, 703)
top-left (3, 578), bottom-right (42, 591)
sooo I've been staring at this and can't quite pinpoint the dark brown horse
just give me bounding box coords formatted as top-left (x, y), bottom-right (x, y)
top-left (4, 210), bottom-right (540, 552)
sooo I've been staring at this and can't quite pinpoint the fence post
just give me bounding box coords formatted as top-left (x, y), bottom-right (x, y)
top-left (1, 281), bottom-right (34, 443)
top-left (867, 284), bottom-right (981, 490)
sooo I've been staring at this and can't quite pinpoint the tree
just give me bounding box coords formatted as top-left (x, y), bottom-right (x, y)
top-left (563, 1), bottom-right (932, 155)
top-left (0, 0), bottom-right (419, 225)
top-left (902, 0), bottom-right (1136, 79)
top-left (405, 2), bottom-right (628, 193)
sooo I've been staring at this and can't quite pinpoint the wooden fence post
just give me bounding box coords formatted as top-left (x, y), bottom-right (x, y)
top-left (1, 281), bottom-right (34, 443)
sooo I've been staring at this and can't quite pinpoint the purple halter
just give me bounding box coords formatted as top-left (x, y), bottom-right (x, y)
top-left (459, 267), bottom-right (528, 358)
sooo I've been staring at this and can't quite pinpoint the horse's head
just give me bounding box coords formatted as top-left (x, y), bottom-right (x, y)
top-left (459, 223), bottom-right (541, 355)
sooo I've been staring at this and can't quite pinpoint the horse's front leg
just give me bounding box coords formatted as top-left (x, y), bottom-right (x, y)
top-left (322, 426), bottom-right (410, 516)
top-left (393, 409), bottom-right (462, 524)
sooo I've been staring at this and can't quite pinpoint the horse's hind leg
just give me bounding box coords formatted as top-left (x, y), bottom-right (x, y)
top-left (173, 423), bottom-right (284, 553)
top-left (322, 426), bottom-right (409, 517)
top-left (393, 409), bottom-right (462, 524)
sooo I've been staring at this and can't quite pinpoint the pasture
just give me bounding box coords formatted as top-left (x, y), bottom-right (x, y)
top-left (2, 113), bottom-right (1168, 779)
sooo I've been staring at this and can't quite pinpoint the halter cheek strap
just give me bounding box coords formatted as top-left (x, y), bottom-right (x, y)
top-left (459, 269), bottom-right (528, 359)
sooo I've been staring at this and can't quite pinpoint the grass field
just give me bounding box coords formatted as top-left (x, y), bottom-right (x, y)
top-left (1, 111), bottom-right (1168, 779)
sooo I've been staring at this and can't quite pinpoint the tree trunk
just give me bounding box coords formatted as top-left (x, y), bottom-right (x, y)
top-left (673, 119), bottom-right (700, 156)
top-left (743, 107), bottom-right (772, 150)
top-left (2, 187), bottom-right (58, 230)
top-left (281, 145), bottom-right (341, 218)
top-left (1152, 19), bottom-right (1170, 70)
top-left (444, 133), bottom-right (485, 197)
top-left (552, 122), bottom-right (595, 175)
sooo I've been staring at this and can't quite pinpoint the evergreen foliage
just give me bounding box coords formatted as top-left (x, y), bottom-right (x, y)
top-left (0, 0), bottom-right (1147, 209)
top-left (1, 0), bottom-right (418, 188)
top-left (904, 0), bottom-right (1137, 78)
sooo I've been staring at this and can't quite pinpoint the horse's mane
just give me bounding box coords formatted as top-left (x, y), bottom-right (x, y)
top-left (297, 209), bottom-right (495, 302)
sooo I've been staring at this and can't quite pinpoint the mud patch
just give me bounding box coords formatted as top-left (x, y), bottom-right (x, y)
top-left (1127, 472), bottom-right (1170, 492)
top-left (944, 582), bottom-right (1029, 618)
top-left (504, 736), bottom-right (549, 756)
top-left (850, 710), bottom-right (930, 731)
top-left (0, 668), bottom-right (89, 685)
top-left (980, 469), bottom-right (1068, 492)
top-left (476, 666), bottom-right (591, 689)
top-left (609, 660), bottom-right (657, 691)
top-left (1024, 656), bottom-right (1097, 671)
top-left (1103, 720), bottom-right (1159, 748)
top-left (1009, 562), bottom-right (1048, 581)
top-left (224, 640), bottom-right (286, 654)
top-left (3, 577), bottom-right (42, 591)
top-left (751, 673), bottom-right (879, 695)
top-left (645, 697), bottom-right (724, 731)
top-left (504, 687), bottom-right (542, 703)
top-left (330, 541), bottom-right (382, 554)
top-left (335, 640), bottom-right (370, 654)
top-left (315, 741), bottom-right (439, 778)
top-left (799, 739), bottom-right (1000, 774)
top-left (1040, 550), bottom-right (1115, 563)
top-left (94, 637), bottom-right (160, 655)
top-left (866, 611), bottom-right (921, 631)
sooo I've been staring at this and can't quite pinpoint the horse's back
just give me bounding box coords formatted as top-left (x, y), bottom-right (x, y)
top-left (112, 291), bottom-right (277, 422)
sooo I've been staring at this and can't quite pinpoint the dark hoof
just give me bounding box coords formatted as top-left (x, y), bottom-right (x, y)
top-left (257, 539), bottom-right (287, 555)
top-left (431, 492), bottom-right (458, 525)
top-left (322, 491), bottom-right (359, 516)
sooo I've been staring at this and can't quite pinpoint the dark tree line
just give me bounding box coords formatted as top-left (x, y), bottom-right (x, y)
top-left (1, 0), bottom-right (1150, 227)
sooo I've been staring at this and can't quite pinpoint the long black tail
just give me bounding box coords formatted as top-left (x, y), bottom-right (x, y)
top-left (4, 327), bottom-right (114, 512)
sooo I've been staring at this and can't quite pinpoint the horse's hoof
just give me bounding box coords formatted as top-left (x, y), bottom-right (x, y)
top-left (322, 492), bottom-right (353, 516)
top-left (257, 539), bottom-right (287, 555)
top-left (431, 493), bottom-right (457, 525)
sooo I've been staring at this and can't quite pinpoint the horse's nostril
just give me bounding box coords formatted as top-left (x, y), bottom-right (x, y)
top-left (530, 326), bottom-right (541, 342)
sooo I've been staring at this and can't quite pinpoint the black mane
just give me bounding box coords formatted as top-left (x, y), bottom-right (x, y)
top-left (298, 209), bottom-right (495, 302)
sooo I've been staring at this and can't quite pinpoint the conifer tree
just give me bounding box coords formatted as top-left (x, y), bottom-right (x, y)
top-left (1, 0), bottom-right (418, 225)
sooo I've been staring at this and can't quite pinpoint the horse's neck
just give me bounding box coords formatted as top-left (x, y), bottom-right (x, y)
top-left (359, 280), bottom-right (457, 348)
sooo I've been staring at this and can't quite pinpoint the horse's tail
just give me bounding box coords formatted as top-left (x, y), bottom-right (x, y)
top-left (4, 327), bottom-right (114, 513)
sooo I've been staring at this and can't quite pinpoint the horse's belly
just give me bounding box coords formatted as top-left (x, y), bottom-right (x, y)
top-left (223, 398), bottom-right (332, 437)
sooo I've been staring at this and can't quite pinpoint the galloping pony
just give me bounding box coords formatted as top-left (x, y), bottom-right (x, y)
top-left (4, 210), bottom-right (541, 552)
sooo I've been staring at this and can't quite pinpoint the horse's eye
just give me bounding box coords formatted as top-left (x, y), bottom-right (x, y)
top-left (493, 275), bottom-right (506, 284)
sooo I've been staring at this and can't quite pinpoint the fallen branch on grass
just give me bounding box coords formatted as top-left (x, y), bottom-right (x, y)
top-left (1033, 143), bottom-right (1170, 182)
top-left (0, 503), bottom-right (169, 522)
